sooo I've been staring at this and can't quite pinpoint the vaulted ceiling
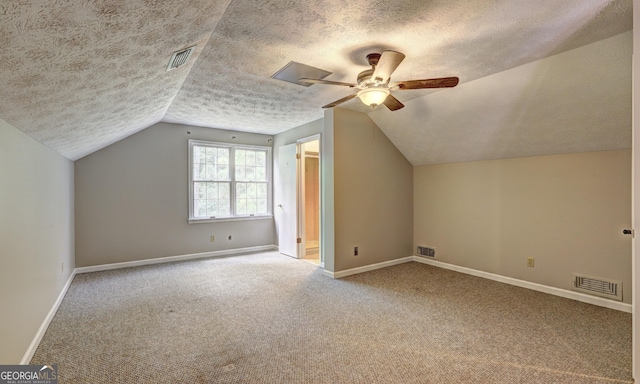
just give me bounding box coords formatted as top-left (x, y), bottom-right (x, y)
top-left (0, 0), bottom-right (632, 163)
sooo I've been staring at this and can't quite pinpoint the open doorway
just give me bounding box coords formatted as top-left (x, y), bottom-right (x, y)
top-left (298, 137), bottom-right (321, 266)
top-left (276, 135), bottom-right (322, 266)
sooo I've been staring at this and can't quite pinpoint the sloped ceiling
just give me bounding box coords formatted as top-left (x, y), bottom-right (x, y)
top-left (0, 0), bottom-right (632, 162)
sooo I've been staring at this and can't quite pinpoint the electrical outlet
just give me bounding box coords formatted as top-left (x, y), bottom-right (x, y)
top-left (228, 235), bottom-right (232, 241)
top-left (354, 246), bottom-right (358, 256)
top-left (527, 257), bottom-right (535, 268)
top-left (210, 235), bottom-right (215, 242)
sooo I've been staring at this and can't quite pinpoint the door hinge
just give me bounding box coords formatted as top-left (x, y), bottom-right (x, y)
top-left (296, 153), bottom-right (301, 159)
top-left (297, 237), bottom-right (302, 244)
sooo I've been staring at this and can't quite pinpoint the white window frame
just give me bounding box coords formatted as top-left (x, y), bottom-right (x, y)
top-left (188, 139), bottom-right (272, 223)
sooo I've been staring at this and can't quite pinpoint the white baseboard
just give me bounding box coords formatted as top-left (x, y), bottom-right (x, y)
top-left (413, 256), bottom-right (632, 313)
top-left (323, 256), bottom-right (414, 279)
top-left (75, 245), bottom-right (277, 274)
top-left (20, 270), bottom-right (77, 364)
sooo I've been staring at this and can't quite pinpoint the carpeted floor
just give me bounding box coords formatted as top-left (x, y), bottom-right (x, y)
top-left (31, 252), bottom-right (632, 383)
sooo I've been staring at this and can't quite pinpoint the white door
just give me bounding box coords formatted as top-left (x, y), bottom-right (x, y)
top-left (277, 143), bottom-right (299, 258)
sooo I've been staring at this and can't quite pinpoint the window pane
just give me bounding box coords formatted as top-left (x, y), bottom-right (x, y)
top-left (205, 147), bottom-right (216, 164)
top-left (217, 148), bottom-right (229, 165)
top-left (247, 199), bottom-right (257, 214)
top-left (206, 199), bottom-right (218, 215)
top-left (193, 162), bottom-right (201, 180)
top-left (219, 183), bottom-right (231, 215)
top-left (191, 181), bottom-right (231, 218)
top-left (236, 150), bottom-right (246, 166)
top-left (220, 183), bottom-right (230, 200)
top-left (217, 165), bottom-right (229, 181)
top-left (236, 182), bottom-right (247, 198)
top-left (245, 166), bottom-right (255, 181)
top-left (194, 199), bottom-right (206, 217)
top-left (193, 146), bottom-right (203, 162)
top-left (193, 147), bottom-right (207, 180)
top-left (192, 147), bottom-right (230, 181)
top-left (206, 183), bottom-right (218, 199)
top-left (246, 150), bottom-right (256, 166)
top-left (256, 151), bottom-right (266, 166)
top-left (194, 182), bottom-right (207, 199)
top-left (236, 198), bottom-right (247, 215)
top-left (256, 167), bottom-right (265, 181)
top-left (236, 165), bottom-right (246, 181)
top-left (234, 182), bottom-right (267, 215)
top-left (257, 199), bottom-right (267, 214)
top-left (256, 183), bottom-right (266, 199)
top-left (247, 183), bottom-right (257, 198)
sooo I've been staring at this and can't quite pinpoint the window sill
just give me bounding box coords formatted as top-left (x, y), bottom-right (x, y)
top-left (188, 214), bottom-right (273, 224)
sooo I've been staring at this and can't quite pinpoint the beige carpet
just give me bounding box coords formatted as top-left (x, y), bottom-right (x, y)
top-left (31, 252), bottom-right (632, 383)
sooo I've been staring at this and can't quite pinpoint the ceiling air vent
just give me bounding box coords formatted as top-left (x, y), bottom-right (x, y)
top-left (572, 273), bottom-right (622, 301)
top-left (166, 46), bottom-right (196, 71)
top-left (271, 61), bottom-right (331, 87)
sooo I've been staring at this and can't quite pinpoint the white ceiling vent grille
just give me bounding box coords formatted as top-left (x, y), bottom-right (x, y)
top-left (271, 61), bottom-right (331, 87)
top-left (572, 274), bottom-right (622, 301)
top-left (166, 46), bottom-right (196, 71)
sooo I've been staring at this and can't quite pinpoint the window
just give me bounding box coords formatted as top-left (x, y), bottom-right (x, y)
top-left (189, 140), bottom-right (271, 222)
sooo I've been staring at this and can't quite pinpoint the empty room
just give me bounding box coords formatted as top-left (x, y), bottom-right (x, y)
top-left (1, 1), bottom-right (638, 383)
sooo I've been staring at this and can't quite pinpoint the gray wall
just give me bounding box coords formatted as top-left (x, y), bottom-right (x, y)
top-left (0, 118), bottom-right (75, 364)
top-left (332, 108), bottom-right (414, 271)
top-left (414, 149), bottom-right (632, 303)
top-left (75, 122), bottom-right (274, 267)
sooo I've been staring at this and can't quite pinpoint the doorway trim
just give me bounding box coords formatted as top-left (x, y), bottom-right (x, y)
top-left (297, 134), bottom-right (323, 267)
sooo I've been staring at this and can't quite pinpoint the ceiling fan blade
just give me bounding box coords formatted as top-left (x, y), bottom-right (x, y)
top-left (322, 93), bottom-right (358, 108)
top-left (396, 77), bottom-right (459, 90)
top-left (383, 94), bottom-right (404, 111)
top-left (299, 78), bottom-right (357, 88)
top-left (372, 50), bottom-right (405, 84)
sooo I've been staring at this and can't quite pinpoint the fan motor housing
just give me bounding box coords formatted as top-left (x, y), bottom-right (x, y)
top-left (357, 69), bottom-right (374, 86)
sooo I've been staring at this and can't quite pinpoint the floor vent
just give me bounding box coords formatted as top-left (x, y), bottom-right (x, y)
top-left (417, 246), bottom-right (435, 257)
top-left (166, 46), bottom-right (196, 71)
top-left (572, 274), bottom-right (622, 301)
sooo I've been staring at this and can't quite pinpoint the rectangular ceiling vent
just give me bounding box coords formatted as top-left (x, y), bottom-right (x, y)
top-left (417, 246), bottom-right (435, 258)
top-left (166, 46), bottom-right (196, 71)
top-left (572, 274), bottom-right (622, 301)
top-left (271, 61), bottom-right (331, 87)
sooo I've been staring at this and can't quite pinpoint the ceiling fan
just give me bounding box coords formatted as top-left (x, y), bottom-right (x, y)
top-left (299, 50), bottom-right (459, 111)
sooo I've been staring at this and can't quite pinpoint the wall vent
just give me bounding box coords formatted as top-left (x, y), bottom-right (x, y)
top-left (572, 274), bottom-right (622, 301)
top-left (166, 46), bottom-right (196, 71)
top-left (417, 246), bottom-right (435, 257)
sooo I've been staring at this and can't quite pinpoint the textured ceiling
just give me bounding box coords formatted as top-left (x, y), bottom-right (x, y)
top-left (0, 0), bottom-right (633, 161)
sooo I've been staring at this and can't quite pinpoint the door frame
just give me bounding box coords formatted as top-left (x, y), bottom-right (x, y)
top-left (297, 134), bottom-right (322, 266)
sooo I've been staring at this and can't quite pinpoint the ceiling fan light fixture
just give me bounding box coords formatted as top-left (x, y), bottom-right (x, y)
top-left (357, 87), bottom-right (390, 108)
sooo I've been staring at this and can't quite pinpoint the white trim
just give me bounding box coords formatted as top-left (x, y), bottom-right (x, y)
top-left (188, 214), bottom-right (273, 224)
top-left (75, 245), bottom-right (277, 274)
top-left (323, 256), bottom-right (414, 279)
top-left (188, 140), bottom-right (273, 222)
top-left (20, 270), bottom-right (77, 364)
top-left (413, 257), bottom-right (632, 313)
top-left (321, 255), bottom-right (631, 313)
